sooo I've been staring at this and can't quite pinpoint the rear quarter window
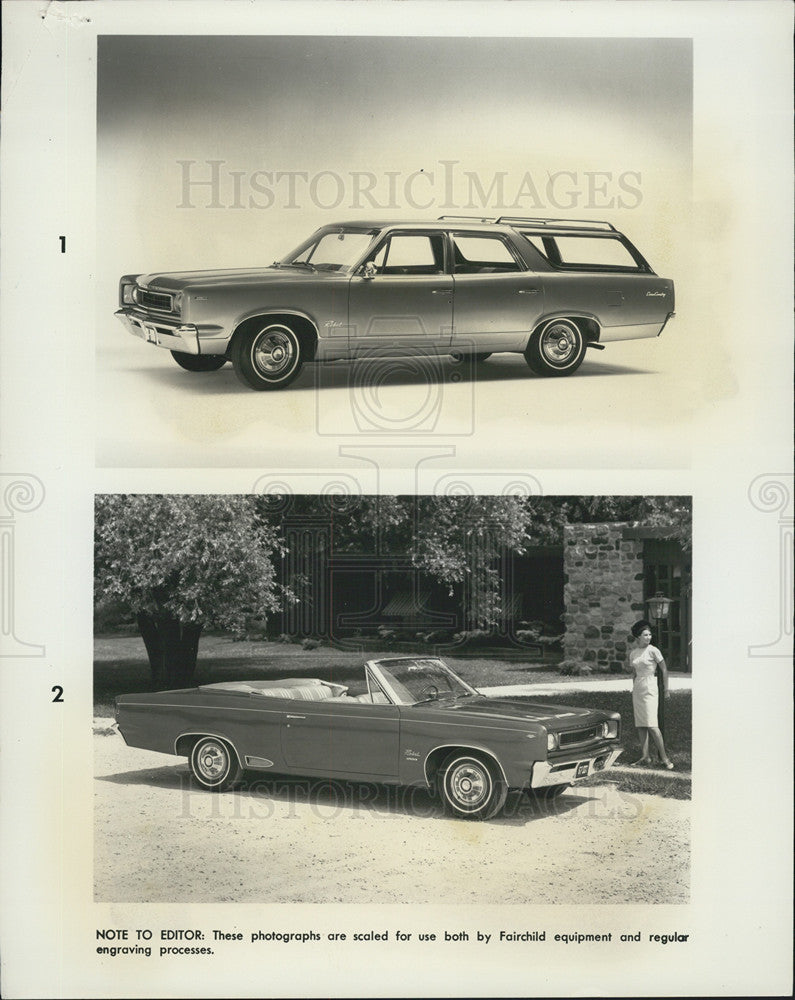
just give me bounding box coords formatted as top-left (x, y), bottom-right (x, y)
top-left (522, 233), bottom-right (643, 271)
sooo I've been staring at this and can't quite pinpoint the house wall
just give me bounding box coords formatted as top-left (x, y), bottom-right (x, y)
top-left (563, 522), bottom-right (645, 672)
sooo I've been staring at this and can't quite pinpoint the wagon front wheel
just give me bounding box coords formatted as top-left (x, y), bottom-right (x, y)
top-left (439, 752), bottom-right (507, 820)
top-left (231, 321), bottom-right (304, 390)
top-left (525, 318), bottom-right (586, 376)
top-left (189, 736), bottom-right (243, 791)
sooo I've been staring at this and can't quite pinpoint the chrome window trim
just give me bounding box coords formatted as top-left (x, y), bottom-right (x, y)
top-left (449, 229), bottom-right (529, 273)
top-left (366, 656), bottom-right (479, 706)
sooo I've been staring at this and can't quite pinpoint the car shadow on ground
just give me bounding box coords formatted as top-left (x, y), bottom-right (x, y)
top-left (133, 354), bottom-right (655, 397)
top-left (97, 764), bottom-right (587, 825)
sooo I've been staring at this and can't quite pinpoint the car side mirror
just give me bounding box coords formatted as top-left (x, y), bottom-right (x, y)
top-left (361, 261), bottom-right (377, 279)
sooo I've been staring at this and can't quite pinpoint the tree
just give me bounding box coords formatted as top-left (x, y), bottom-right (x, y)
top-left (260, 494), bottom-right (535, 629)
top-left (258, 494), bottom-right (691, 631)
top-left (94, 495), bottom-right (287, 688)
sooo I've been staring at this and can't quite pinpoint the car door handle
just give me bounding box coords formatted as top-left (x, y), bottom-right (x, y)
top-left (518, 288), bottom-right (540, 295)
top-left (285, 714), bottom-right (306, 720)
top-left (431, 289), bottom-right (452, 294)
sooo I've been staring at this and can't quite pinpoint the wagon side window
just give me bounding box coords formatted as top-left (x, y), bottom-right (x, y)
top-left (451, 233), bottom-right (523, 274)
top-left (370, 233), bottom-right (445, 275)
top-left (534, 234), bottom-right (644, 271)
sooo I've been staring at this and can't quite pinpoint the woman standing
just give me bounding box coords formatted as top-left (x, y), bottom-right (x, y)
top-left (626, 620), bottom-right (674, 769)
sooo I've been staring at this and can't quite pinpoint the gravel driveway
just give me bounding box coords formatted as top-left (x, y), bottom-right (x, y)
top-left (95, 736), bottom-right (689, 905)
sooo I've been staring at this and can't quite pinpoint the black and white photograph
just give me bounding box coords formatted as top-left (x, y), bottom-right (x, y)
top-left (0, 2), bottom-right (792, 998)
top-left (93, 492), bottom-right (692, 904)
top-left (95, 31), bottom-right (696, 469)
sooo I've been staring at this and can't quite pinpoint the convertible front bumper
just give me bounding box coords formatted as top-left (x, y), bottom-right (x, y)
top-left (530, 747), bottom-right (623, 788)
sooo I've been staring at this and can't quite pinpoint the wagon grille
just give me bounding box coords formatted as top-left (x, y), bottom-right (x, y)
top-left (135, 288), bottom-right (174, 312)
top-left (559, 724), bottom-right (601, 748)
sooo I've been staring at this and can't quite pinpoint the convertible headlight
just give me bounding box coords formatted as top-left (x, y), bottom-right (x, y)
top-left (546, 732), bottom-right (558, 752)
top-left (174, 291), bottom-right (184, 314)
top-left (120, 281), bottom-right (136, 306)
top-left (602, 721), bottom-right (619, 739)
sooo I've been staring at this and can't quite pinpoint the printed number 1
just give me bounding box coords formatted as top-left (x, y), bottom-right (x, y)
top-left (59, 236), bottom-right (66, 253)
top-left (52, 685), bottom-right (64, 702)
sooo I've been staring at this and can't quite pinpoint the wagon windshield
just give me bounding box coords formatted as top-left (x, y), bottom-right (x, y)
top-left (280, 227), bottom-right (378, 272)
top-left (373, 658), bottom-right (477, 705)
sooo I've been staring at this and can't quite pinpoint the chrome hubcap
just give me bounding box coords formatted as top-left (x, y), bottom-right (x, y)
top-left (449, 763), bottom-right (489, 808)
top-left (541, 323), bottom-right (578, 364)
top-left (198, 743), bottom-right (227, 779)
top-left (252, 329), bottom-right (296, 377)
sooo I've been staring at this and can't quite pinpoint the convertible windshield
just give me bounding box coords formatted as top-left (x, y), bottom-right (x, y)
top-left (374, 658), bottom-right (476, 705)
top-left (280, 228), bottom-right (378, 272)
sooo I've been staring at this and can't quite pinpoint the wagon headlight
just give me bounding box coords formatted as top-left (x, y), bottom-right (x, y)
top-left (174, 291), bottom-right (184, 314)
top-left (546, 732), bottom-right (558, 752)
top-left (602, 721), bottom-right (619, 739)
top-left (121, 281), bottom-right (136, 306)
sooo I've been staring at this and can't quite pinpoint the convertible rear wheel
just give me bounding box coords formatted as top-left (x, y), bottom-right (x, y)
top-left (439, 752), bottom-right (507, 820)
top-left (231, 321), bottom-right (304, 390)
top-left (189, 736), bottom-right (243, 792)
top-left (170, 351), bottom-right (227, 372)
top-left (525, 318), bottom-right (586, 376)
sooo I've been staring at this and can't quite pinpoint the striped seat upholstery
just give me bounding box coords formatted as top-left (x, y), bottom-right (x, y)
top-left (200, 678), bottom-right (347, 700)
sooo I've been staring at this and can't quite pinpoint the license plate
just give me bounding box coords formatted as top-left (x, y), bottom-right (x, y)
top-left (576, 761), bottom-right (590, 779)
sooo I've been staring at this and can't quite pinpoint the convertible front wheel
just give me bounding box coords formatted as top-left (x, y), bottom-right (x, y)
top-left (439, 752), bottom-right (507, 820)
top-left (231, 321), bottom-right (304, 390)
top-left (525, 318), bottom-right (586, 376)
top-left (189, 736), bottom-right (243, 792)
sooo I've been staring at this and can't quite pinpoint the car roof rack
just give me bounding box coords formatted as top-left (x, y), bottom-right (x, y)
top-left (496, 216), bottom-right (617, 232)
top-left (437, 214), bottom-right (498, 223)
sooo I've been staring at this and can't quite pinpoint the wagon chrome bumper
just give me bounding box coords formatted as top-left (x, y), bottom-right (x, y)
top-left (530, 747), bottom-right (623, 788)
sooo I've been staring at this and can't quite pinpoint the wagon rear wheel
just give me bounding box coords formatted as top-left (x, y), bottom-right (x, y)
top-left (189, 736), bottom-right (243, 792)
top-left (525, 318), bottom-right (586, 376)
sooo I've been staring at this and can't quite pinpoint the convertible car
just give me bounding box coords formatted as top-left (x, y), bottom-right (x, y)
top-left (115, 656), bottom-right (622, 820)
top-left (115, 215), bottom-right (675, 390)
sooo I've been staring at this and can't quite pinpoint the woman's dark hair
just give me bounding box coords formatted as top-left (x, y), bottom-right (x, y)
top-left (631, 619), bottom-right (651, 638)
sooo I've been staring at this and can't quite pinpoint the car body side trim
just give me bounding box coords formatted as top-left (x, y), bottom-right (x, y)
top-left (174, 730), bottom-right (244, 768)
top-left (422, 743), bottom-right (509, 787)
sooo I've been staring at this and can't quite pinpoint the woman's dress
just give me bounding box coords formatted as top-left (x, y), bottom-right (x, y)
top-left (630, 644), bottom-right (663, 727)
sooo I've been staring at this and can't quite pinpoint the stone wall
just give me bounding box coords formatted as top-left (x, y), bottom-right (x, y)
top-left (563, 522), bottom-right (645, 673)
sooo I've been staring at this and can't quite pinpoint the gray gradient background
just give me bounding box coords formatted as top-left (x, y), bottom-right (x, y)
top-left (96, 35), bottom-right (695, 467)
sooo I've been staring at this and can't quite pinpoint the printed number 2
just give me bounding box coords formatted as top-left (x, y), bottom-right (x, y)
top-left (52, 685), bottom-right (64, 702)
top-left (59, 236), bottom-right (66, 253)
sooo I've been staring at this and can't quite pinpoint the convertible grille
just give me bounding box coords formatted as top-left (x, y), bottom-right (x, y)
top-left (136, 288), bottom-right (174, 312)
top-left (559, 725), bottom-right (601, 748)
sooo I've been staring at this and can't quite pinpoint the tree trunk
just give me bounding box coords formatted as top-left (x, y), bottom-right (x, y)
top-left (137, 612), bottom-right (203, 690)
